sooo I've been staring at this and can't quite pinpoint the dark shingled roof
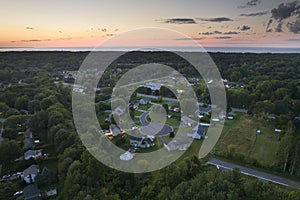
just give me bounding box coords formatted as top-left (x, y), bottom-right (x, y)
top-left (23, 184), bottom-right (41, 200)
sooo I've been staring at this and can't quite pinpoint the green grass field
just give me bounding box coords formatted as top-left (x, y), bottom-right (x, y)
top-left (214, 113), bottom-right (280, 167)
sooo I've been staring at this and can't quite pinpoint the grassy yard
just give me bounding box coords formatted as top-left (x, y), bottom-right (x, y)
top-left (214, 113), bottom-right (280, 168)
top-left (134, 110), bottom-right (144, 116)
top-left (138, 104), bottom-right (153, 111)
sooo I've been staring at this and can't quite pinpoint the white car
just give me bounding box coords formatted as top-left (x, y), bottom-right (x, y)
top-left (14, 191), bottom-right (23, 196)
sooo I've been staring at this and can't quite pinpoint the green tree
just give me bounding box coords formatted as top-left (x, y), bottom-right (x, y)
top-left (29, 110), bottom-right (48, 132)
top-left (28, 99), bottom-right (40, 113)
top-left (0, 139), bottom-right (22, 163)
top-left (2, 128), bottom-right (18, 140)
top-left (14, 95), bottom-right (29, 110)
top-left (40, 95), bottom-right (58, 110)
top-left (0, 102), bottom-right (9, 116)
top-left (162, 104), bottom-right (169, 114)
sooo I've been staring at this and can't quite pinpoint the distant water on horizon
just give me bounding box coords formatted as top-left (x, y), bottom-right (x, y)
top-left (1, 46), bottom-right (300, 53)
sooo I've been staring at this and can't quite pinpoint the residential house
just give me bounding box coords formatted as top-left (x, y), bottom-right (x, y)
top-left (226, 83), bottom-right (238, 89)
top-left (23, 130), bottom-right (34, 149)
top-left (20, 109), bottom-right (29, 115)
top-left (199, 106), bottom-right (212, 115)
top-left (164, 139), bottom-right (190, 151)
top-left (24, 150), bottom-right (43, 161)
top-left (171, 106), bottom-right (180, 113)
top-left (181, 116), bottom-right (198, 127)
top-left (109, 124), bottom-right (121, 137)
top-left (130, 135), bottom-right (154, 148)
top-left (23, 184), bottom-right (41, 200)
top-left (129, 101), bottom-right (139, 110)
top-left (140, 98), bottom-right (151, 105)
top-left (23, 165), bottom-right (40, 184)
top-left (114, 106), bottom-right (126, 116)
top-left (46, 188), bottom-right (57, 197)
top-left (144, 83), bottom-right (161, 91)
top-left (187, 125), bottom-right (206, 140)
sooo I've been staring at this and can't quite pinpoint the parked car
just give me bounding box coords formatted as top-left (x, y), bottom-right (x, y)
top-left (14, 190), bottom-right (23, 196)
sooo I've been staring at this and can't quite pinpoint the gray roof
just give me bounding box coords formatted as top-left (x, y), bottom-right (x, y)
top-left (109, 124), bottom-right (121, 136)
top-left (23, 138), bottom-right (34, 149)
top-left (24, 150), bottom-right (36, 158)
top-left (23, 165), bottom-right (40, 178)
top-left (24, 149), bottom-right (42, 160)
top-left (199, 106), bottom-right (212, 114)
top-left (23, 184), bottom-right (41, 200)
top-left (140, 98), bottom-right (150, 103)
top-left (197, 126), bottom-right (205, 136)
top-left (130, 134), bottom-right (144, 142)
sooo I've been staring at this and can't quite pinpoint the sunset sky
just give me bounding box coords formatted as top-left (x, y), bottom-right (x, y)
top-left (1, 0), bottom-right (300, 48)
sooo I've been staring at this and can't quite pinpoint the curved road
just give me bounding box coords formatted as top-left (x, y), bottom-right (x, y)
top-left (140, 111), bottom-right (150, 126)
top-left (139, 111), bottom-right (172, 144)
top-left (208, 158), bottom-right (300, 189)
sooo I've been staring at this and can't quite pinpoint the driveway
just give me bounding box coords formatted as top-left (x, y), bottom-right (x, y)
top-left (208, 158), bottom-right (300, 189)
top-left (229, 107), bottom-right (248, 115)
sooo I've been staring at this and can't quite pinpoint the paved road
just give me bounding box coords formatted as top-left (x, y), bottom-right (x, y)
top-left (208, 158), bottom-right (300, 188)
top-left (137, 93), bottom-right (178, 103)
top-left (139, 111), bottom-right (172, 144)
top-left (140, 112), bottom-right (150, 126)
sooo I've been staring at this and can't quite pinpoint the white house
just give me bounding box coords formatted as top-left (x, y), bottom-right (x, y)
top-left (114, 106), bottom-right (126, 116)
top-left (140, 98), bottom-right (151, 105)
top-left (164, 139), bottom-right (190, 151)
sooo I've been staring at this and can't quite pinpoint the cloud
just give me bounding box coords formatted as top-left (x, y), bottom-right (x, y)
top-left (240, 11), bottom-right (268, 17)
top-left (286, 38), bottom-right (300, 41)
top-left (11, 39), bottom-right (51, 43)
top-left (238, 0), bottom-right (261, 9)
top-left (239, 25), bottom-right (251, 31)
top-left (215, 36), bottom-right (232, 39)
top-left (266, 19), bottom-right (273, 32)
top-left (266, 28), bottom-right (272, 32)
top-left (201, 32), bottom-right (213, 35)
top-left (275, 23), bottom-right (283, 32)
top-left (287, 19), bottom-right (300, 34)
top-left (25, 27), bottom-right (35, 30)
top-left (59, 37), bottom-right (72, 40)
top-left (197, 17), bottom-right (233, 22)
top-left (223, 31), bottom-right (240, 35)
top-left (201, 30), bottom-right (222, 35)
top-left (200, 30), bottom-right (239, 35)
top-left (266, 2), bottom-right (300, 34)
top-left (10, 37), bottom-right (72, 43)
top-left (160, 18), bottom-right (196, 24)
top-left (271, 2), bottom-right (300, 21)
top-left (174, 37), bottom-right (206, 41)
